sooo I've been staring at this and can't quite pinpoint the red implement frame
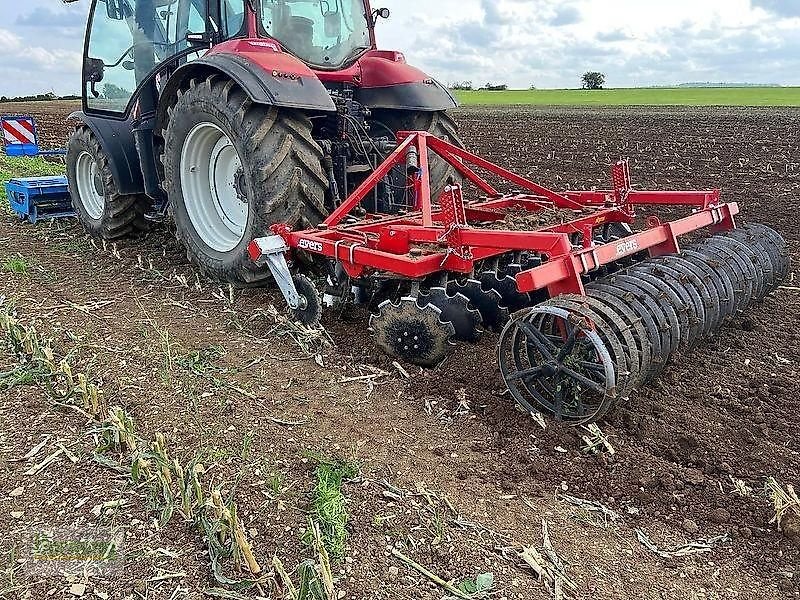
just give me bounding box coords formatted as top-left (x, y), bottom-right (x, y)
top-left (249, 132), bottom-right (738, 297)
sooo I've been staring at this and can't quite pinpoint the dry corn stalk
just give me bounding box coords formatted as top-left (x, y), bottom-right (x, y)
top-left (210, 490), bottom-right (262, 576)
top-left (519, 520), bottom-right (578, 600)
top-left (765, 477), bottom-right (800, 531)
top-left (309, 520), bottom-right (335, 599)
top-left (106, 406), bottom-right (137, 453)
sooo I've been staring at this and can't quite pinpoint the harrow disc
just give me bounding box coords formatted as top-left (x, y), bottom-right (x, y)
top-left (370, 297), bottom-right (455, 367)
top-left (585, 285), bottom-right (653, 384)
top-left (498, 305), bottom-right (617, 424)
top-left (631, 262), bottom-right (707, 346)
top-left (447, 278), bottom-right (510, 332)
top-left (479, 260), bottom-right (533, 312)
top-left (626, 266), bottom-right (696, 348)
top-left (724, 226), bottom-right (780, 294)
top-left (606, 273), bottom-right (682, 356)
top-left (417, 287), bottom-right (483, 343)
top-left (547, 295), bottom-right (640, 397)
top-left (291, 274), bottom-right (323, 326)
top-left (711, 235), bottom-right (770, 302)
top-left (651, 254), bottom-right (722, 336)
top-left (690, 240), bottom-right (753, 313)
top-left (739, 223), bottom-right (789, 284)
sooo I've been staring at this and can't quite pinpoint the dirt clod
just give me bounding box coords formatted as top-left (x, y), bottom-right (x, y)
top-left (682, 518), bottom-right (700, 534)
top-left (782, 514), bottom-right (800, 548)
top-left (709, 508), bottom-right (732, 524)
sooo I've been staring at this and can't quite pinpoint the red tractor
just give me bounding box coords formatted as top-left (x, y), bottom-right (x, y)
top-left (68, 0), bottom-right (461, 286)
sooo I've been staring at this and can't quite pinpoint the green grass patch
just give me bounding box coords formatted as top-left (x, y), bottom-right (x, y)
top-left (454, 87), bottom-right (800, 107)
top-left (305, 455), bottom-right (359, 561)
top-left (2, 255), bottom-right (30, 275)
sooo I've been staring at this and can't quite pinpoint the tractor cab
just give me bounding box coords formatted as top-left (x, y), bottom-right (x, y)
top-left (82, 0), bottom-right (383, 115)
top-left (83, 0), bottom-right (245, 114)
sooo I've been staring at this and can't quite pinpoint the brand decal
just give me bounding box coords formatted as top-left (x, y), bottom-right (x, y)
top-left (616, 240), bottom-right (640, 256)
top-left (272, 70), bottom-right (301, 81)
top-left (298, 238), bottom-right (324, 253)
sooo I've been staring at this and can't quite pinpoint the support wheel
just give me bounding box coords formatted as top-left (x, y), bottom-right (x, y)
top-left (66, 126), bottom-right (149, 239)
top-left (292, 274), bottom-right (322, 326)
top-left (163, 75), bottom-right (328, 286)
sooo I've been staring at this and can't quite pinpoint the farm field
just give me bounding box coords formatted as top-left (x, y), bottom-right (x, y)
top-left (454, 87), bottom-right (800, 107)
top-left (1, 101), bottom-right (799, 599)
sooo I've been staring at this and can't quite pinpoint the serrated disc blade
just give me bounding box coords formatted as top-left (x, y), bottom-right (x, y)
top-left (479, 270), bottom-right (532, 313)
top-left (370, 297), bottom-right (455, 367)
top-left (448, 279), bottom-right (509, 331)
top-left (418, 287), bottom-right (483, 343)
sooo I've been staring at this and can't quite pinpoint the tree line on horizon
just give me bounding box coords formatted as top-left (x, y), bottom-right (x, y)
top-left (449, 72), bottom-right (607, 91)
top-left (0, 92), bottom-right (81, 103)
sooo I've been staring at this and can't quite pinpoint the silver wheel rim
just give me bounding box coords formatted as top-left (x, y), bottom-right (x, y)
top-left (180, 122), bottom-right (248, 252)
top-left (75, 151), bottom-right (105, 220)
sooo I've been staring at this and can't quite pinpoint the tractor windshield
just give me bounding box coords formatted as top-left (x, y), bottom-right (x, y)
top-left (260, 0), bottom-right (372, 69)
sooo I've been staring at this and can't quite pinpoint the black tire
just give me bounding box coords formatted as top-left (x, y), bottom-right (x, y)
top-left (372, 109), bottom-right (464, 201)
top-left (66, 125), bottom-right (149, 239)
top-left (162, 75), bottom-right (328, 286)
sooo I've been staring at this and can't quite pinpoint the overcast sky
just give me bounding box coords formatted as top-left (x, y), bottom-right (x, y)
top-left (1, 0), bottom-right (799, 97)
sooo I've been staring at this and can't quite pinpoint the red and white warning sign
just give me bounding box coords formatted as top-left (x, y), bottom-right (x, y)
top-left (2, 116), bottom-right (37, 146)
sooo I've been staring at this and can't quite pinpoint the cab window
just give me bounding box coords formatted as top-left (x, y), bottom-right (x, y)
top-left (85, 0), bottom-right (243, 114)
top-left (260, 0), bottom-right (371, 69)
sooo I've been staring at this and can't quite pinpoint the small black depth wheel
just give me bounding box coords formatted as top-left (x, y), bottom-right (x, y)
top-left (498, 306), bottom-right (617, 425)
top-left (291, 274), bottom-right (322, 326)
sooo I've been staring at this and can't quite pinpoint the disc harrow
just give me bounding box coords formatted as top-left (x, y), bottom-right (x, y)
top-left (248, 132), bottom-right (788, 426)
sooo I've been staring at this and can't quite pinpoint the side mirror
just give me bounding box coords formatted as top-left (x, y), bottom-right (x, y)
top-left (122, 60), bottom-right (135, 71)
top-left (105, 0), bottom-right (124, 20)
top-left (376, 8), bottom-right (390, 19)
top-left (85, 57), bottom-right (106, 83)
top-left (324, 12), bottom-right (341, 38)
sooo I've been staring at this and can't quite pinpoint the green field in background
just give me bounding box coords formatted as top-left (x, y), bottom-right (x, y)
top-left (454, 87), bottom-right (800, 107)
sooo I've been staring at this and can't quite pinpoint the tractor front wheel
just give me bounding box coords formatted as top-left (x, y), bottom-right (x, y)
top-left (162, 75), bottom-right (328, 286)
top-left (66, 126), bottom-right (149, 239)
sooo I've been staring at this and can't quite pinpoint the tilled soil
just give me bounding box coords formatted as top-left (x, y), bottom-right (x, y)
top-left (1, 103), bottom-right (798, 599)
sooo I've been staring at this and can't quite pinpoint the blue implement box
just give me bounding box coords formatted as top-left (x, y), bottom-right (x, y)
top-left (5, 176), bottom-right (75, 224)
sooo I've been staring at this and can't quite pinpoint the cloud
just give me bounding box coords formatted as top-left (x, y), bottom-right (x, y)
top-left (390, 0), bottom-right (800, 89)
top-left (481, 0), bottom-right (513, 25)
top-left (751, 0), bottom-right (800, 17)
top-left (596, 29), bottom-right (634, 42)
top-left (548, 5), bottom-right (582, 26)
top-left (16, 4), bottom-right (86, 28)
top-left (0, 29), bottom-right (23, 52)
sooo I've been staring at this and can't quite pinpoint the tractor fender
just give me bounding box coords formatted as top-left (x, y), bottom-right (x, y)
top-left (356, 80), bottom-right (458, 112)
top-left (69, 111), bottom-right (145, 196)
top-left (156, 40), bottom-right (336, 132)
top-left (354, 54), bottom-right (458, 111)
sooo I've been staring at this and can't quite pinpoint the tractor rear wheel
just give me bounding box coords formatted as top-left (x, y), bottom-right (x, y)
top-left (372, 110), bottom-right (464, 201)
top-left (162, 75), bottom-right (328, 286)
top-left (66, 126), bottom-right (149, 239)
